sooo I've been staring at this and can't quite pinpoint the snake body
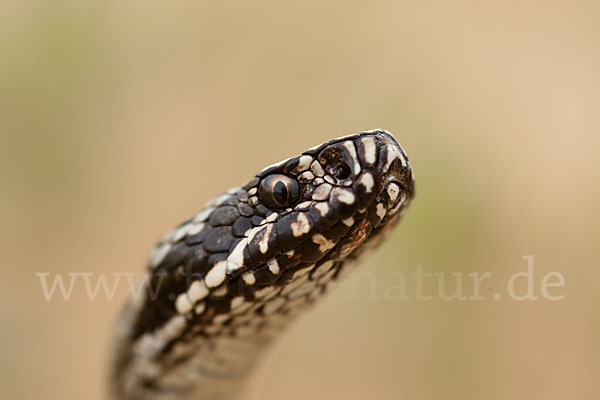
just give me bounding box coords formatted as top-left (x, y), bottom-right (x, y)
top-left (113, 129), bottom-right (414, 399)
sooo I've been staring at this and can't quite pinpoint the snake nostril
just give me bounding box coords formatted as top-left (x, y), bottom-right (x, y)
top-left (333, 163), bottom-right (351, 180)
top-left (382, 182), bottom-right (402, 208)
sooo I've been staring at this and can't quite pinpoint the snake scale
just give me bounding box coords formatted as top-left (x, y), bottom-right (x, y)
top-left (112, 129), bottom-right (415, 399)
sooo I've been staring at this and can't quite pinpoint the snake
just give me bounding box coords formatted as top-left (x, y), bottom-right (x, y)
top-left (112, 129), bottom-right (415, 399)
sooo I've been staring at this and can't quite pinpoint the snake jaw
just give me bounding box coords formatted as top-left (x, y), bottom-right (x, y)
top-left (113, 129), bottom-right (414, 400)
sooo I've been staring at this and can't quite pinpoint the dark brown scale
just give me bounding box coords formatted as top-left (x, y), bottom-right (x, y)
top-left (227, 275), bottom-right (254, 299)
top-left (282, 156), bottom-right (306, 175)
top-left (318, 143), bottom-right (359, 186)
top-left (295, 240), bottom-right (331, 263)
top-left (277, 262), bottom-right (314, 285)
top-left (303, 184), bottom-right (315, 199)
top-left (156, 242), bottom-right (190, 271)
top-left (131, 275), bottom-right (182, 338)
top-left (207, 291), bottom-right (231, 308)
top-left (232, 217), bottom-right (253, 237)
top-left (253, 264), bottom-right (279, 286)
top-left (235, 190), bottom-right (249, 202)
top-left (206, 253), bottom-right (227, 269)
top-left (237, 203), bottom-right (254, 217)
top-left (253, 204), bottom-right (269, 216)
top-left (185, 246), bottom-right (209, 276)
top-left (133, 290), bottom-right (176, 337)
top-left (353, 172), bottom-right (378, 208)
top-left (209, 206), bottom-right (239, 226)
top-left (203, 226), bottom-right (234, 253)
top-left (307, 203), bottom-right (338, 231)
top-left (366, 203), bottom-right (385, 228)
top-left (275, 211), bottom-right (314, 248)
top-left (276, 251), bottom-right (303, 269)
top-left (247, 225), bottom-right (279, 266)
top-left (325, 219), bottom-right (354, 241)
top-left (328, 190), bottom-right (359, 219)
top-left (243, 177), bottom-right (260, 189)
top-left (185, 225), bottom-right (210, 245)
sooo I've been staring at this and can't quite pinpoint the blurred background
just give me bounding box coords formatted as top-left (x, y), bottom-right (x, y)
top-left (1, 1), bottom-right (598, 399)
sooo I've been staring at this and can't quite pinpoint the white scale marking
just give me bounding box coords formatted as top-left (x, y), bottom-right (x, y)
top-left (292, 264), bottom-right (314, 279)
top-left (288, 280), bottom-right (318, 300)
top-left (297, 200), bottom-right (312, 209)
top-left (318, 267), bottom-right (337, 284)
top-left (290, 213), bottom-right (311, 237)
top-left (227, 238), bottom-right (248, 273)
top-left (324, 175), bottom-right (335, 184)
top-left (376, 203), bottom-right (387, 220)
top-left (342, 141), bottom-right (361, 176)
top-left (194, 302), bottom-right (206, 315)
top-left (295, 155), bottom-right (313, 173)
top-left (211, 285), bottom-right (228, 297)
top-left (265, 212), bottom-right (279, 222)
top-left (171, 224), bottom-right (190, 243)
top-left (298, 171), bottom-right (315, 183)
top-left (209, 193), bottom-right (231, 207)
top-left (213, 314), bottom-right (230, 325)
top-left (193, 207), bottom-right (214, 223)
top-left (312, 260), bottom-right (334, 279)
top-left (332, 187), bottom-right (356, 205)
top-left (312, 234), bottom-right (336, 252)
top-left (358, 172), bottom-right (374, 193)
top-left (314, 202), bottom-right (330, 217)
top-left (387, 183), bottom-right (400, 203)
top-left (268, 259), bottom-right (280, 274)
top-left (389, 193), bottom-right (407, 215)
top-left (149, 243), bottom-right (171, 268)
top-left (281, 274), bottom-right (310, 296)
top-left (312, 183), bottom-right (332, 201)
top-left (342, 217), bottom-right (354, 227)
top-left (161, 315), bottom-right (186, 339)
top-left (258, 223), bottom-right (273, 254)
top-left (382, 144), bottom-right (407, 172)
top-left (310, 160), bottom-right (325, 177)
top-left (204, 260), bottom-right (227, 288)
top-left (187, 280), bottom-right (209, 302)
top-left (255, 285), bottom-right (278, 299)
top-left (175, 293), bottom-right (194, 314)
top-left (263, 297), bottom-right (286, 314)
top-left (187, 222), bottom-right (204, 236)
top-left (242, 272), bottom-right (256, 285)
top-left (231, 296), bottom-right (245, 309)
top-left (232, 301), bottom-right (253, 314)
top-left (360, 136), bottom-right (377, 165)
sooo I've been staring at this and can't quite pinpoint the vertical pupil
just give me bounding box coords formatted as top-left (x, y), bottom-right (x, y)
top-left (273, 181), bottom-right (288, 205)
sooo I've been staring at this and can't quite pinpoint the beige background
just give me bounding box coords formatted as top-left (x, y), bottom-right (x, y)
top-left (1, 1), bottom-right (598, 399)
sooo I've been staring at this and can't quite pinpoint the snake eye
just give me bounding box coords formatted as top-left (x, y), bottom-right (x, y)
top-left (258, 174), bottom-right (301, 209)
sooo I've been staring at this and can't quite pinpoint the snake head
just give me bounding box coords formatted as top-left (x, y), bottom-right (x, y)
top-left (247, 129), bottom-right (415, 268)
